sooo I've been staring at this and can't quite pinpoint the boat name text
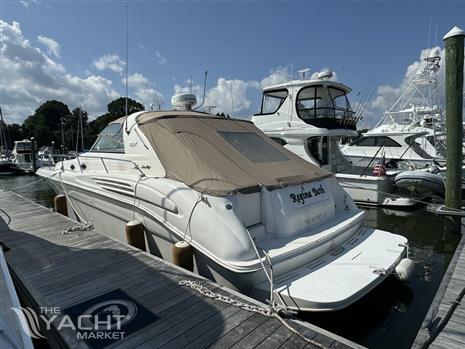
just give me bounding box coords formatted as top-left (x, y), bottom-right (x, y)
top-left (290, 185), bottom-right (326, 205)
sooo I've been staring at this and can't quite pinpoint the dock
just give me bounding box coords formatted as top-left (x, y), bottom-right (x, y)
top-left (0, 191), bottom-right (364, 349)
top-left (413, 220), bottom-right (465, 349)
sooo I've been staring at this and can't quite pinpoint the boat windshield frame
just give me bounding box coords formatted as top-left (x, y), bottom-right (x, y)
top-left (255, 88), bottom-right (289, 115)
top-left (90, 122), bottom-right (125, 154)
top-left (296, 84), bottom-right (354, 121)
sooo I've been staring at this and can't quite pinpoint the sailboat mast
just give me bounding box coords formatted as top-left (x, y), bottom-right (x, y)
top-left (0, 106), bottom-right (7, 151)
top-left (79, 106), bottom-right (84, 151)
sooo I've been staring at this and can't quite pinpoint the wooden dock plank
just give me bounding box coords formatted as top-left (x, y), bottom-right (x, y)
top-left (254, 324), bottom-right (294, 349)
top-left (0, 190), bottom-right (363, 349)
top-left (160, 306), bottom-right (242, 349)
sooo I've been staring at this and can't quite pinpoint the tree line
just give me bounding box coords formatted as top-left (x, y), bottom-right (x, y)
top-left (2, 97), bottom-right (144, 151)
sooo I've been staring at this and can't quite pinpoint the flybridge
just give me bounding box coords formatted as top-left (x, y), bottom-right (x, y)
top-left (255, 76), bottom-right (359, 131)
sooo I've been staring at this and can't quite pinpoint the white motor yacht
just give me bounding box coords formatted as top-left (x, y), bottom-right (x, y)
top-left (12, 140), bottom-right (40, 174)
top-left (38, 94), bottom-right (412, 312)
top-left (340, 130), bottom-right (442, 169)
top-left (252, 72), bottom-right (422, 207)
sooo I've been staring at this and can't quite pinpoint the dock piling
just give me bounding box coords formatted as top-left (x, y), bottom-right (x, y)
top-left (30, 137), bottom-right (37, 174)
top-left (125, 220), bottom-right (146, 251)
top-left (444, 26), bottom-right (465, 210)
top-left (53, 194), bottom-right (68, 216)
top-left (172, 241), bottom-right (194, 271)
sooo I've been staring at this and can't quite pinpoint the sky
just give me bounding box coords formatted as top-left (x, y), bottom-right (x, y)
top-left (1, 0), bottom-right (464, 128)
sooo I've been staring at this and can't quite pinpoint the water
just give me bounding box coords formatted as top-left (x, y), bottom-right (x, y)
top-left (0, 175), bottom-right (461, 349)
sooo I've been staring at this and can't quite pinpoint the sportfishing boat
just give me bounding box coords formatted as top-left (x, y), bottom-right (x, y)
top-left (252, 71), bottom-right (425, 206)
top-left (38, 94), bottom-right (412, 312)
top-left (364, 48), bottom-right (448, 161)
top-left (340, 130), bottom-right (443, 169)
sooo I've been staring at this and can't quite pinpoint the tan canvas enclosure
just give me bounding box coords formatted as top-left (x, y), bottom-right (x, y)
top-left (138, 111), bottom-right (332, 196)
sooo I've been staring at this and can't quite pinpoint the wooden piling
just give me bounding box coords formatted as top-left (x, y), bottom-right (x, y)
top-left (125, 220), bottom-right (146, 251)
top-left (53, 194), bottom-right (68, 216)
top-left (172, 241), bottom-right (194, 271)
top-left (444, 26), bottom-right (465, 210)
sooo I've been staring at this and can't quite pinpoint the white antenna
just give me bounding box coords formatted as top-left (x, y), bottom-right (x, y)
top-left (125, 5), bottom-right (129, 117)
top-left (297, 68), bottom-right (311, 80)
top-left (427, 16), bottom-right (432, 48)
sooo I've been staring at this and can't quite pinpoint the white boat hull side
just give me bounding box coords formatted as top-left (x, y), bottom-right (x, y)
top-left (49, 180), bottom-right (262, 293)
top-left (49, 179), bottom-right (405, 309)
top-left (345, 155), bottom-right (433, 169)
top-left (336, 174), bottom-right (418, 207)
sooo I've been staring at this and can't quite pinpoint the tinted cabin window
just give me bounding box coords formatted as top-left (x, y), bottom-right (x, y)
top-left (379, 137), bottom-right (401, 147)
top-left (355, 137), bottom-right (376, 146)
top-left (260, 89), bottom-right (288, 114)
top-left (355, 136), bottom-right (401, 147)
top-left (90, 123), bottom-right (125, 153)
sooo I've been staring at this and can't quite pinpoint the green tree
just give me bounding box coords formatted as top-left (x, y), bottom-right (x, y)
top-left (6, 123), bottom-right (24, 145)
top-left (107, 97), bottom-right (144, 118)
top-left (68, 107), bottom-right (89, 128)
top-left (22, 100), bottom-right (72, 146)
top-left (88, 97), bottom-right (144, 142)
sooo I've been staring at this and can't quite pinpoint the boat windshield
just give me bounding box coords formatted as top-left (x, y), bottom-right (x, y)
top-left (90, 122), bottom-right (125, 153)
top-left (295, 85), bottom-right (355, 130)
top-left (258, 89), bottom-right (288, 114)
top-left (15, 142), bottom-right (32, 152)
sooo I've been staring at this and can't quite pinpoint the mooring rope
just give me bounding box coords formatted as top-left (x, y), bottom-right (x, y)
top-left (57, 171), bottom-right (94, 234)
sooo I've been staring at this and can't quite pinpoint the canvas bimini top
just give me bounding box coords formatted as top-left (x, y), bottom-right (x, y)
top-left (137, 111), bottom-right (332, 196)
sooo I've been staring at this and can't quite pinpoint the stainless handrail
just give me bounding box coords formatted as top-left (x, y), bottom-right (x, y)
top-left (49, 153), bottom-right (146, 177)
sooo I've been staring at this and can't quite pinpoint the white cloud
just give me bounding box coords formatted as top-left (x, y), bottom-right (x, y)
top-left (127, 73), bottom-right (149, 87)
top-left (124, 73), bottom-right (164, 108)
top-left (92, 54), bottom-right (125, 74)
top-left (0, 20), bottom-right (119, 123)
top-left (261, 66), bottom-right (292, 88)
top-left (37, 35), bottom-right (61, 58)
top-left (174, 78), bottom-right (260, 115)
top-left (155, 51), bottom-right (166, 64)
top-left (19, 0), bottom-right (50, 9)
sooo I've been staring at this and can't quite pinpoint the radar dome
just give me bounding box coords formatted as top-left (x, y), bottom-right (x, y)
top-left (317, 70), bottom-right (333, 80)
top-left (171, 93), bottom-right (197, 111)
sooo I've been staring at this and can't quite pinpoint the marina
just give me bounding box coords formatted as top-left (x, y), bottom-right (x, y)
top-left (1, 2), bottom-right (465, 348)
top-left (0, 175), bottom-right (461, 348)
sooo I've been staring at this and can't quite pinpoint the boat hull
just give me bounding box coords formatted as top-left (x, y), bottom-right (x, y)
top-left (336, 173), bottom-right (419, 207)
top-left (44, 175), bottom-right (407, 311)
top-left (0, 163), bottom-right (19, 176)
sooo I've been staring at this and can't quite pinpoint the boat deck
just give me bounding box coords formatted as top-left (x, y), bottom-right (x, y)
top-left (0, 190), bottom-right (364, 349)
top-left (413, 220), bottom-right (465, 349)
